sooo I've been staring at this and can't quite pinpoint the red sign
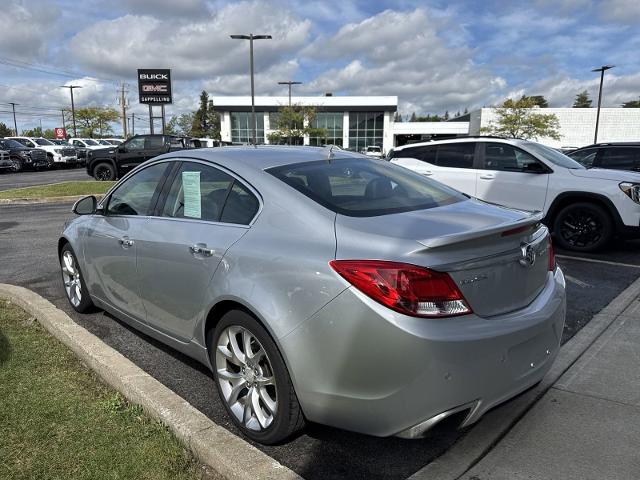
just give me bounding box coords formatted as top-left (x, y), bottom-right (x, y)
top-left (54, 128), bottom-right (66, 139)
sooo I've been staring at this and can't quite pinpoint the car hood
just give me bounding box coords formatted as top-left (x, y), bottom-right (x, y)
top-left (569, 168), bottom-right (640, 182)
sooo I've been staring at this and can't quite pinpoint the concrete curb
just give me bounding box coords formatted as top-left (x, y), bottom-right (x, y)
top-left (0, 284), bottom-right (301, 480)
top-left (410, 275), bottom-right (640, 480)
top-left (0, 194), bottom-right (104, 205)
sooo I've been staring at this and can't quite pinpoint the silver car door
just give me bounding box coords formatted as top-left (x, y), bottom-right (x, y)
top-left (136, 161), bottom-right (259, 342)
top-left (83, 162), bottom-right (170, 323)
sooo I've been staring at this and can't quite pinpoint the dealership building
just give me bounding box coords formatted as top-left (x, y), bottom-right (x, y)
top-left (212, 95), bottom-right (640, 152)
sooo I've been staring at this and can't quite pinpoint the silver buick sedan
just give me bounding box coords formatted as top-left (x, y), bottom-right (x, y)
top-left (59, 146), bottom-right (566, 444)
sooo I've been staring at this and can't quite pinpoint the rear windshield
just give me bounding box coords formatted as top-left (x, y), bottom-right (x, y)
top-left (267, 157), bottom-right (465, 217)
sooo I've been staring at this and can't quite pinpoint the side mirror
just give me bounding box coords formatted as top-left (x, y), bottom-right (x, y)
top-left (72, 195), bottom-right (97, 215)
top-left (524, 162), bottom-right (547, 174)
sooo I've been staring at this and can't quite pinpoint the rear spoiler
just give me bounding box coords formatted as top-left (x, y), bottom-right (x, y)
top-left (417, 211), bottom-right (544, 250)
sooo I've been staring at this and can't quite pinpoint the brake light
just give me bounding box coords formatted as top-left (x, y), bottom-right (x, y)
top-left (548, 236), bottom-right (556, 271)
top-left (329, 260), bottom-right (472, 318)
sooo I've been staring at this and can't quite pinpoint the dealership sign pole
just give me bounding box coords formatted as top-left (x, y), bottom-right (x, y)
top-left (138, 69), bottom-right (172, 134)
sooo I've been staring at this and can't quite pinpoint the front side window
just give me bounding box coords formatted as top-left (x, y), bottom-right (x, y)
top-left (106, 163), bottom-right (169, 216)
top-left (125, 137), bottom-right (145, 150)
top-left (599, 147), bottom-right (640, 170)
top-left (482, 143), bottom-right (542, 172)
top-left (268, 157), bottom-right (464, 217)
top-left (35, 138), bottom-right (54, 146)
top-left (568, 148), bottom-right (599, 167)
top-left (84, 139), bottom-right (99, 146)
top-left (161, 162), bottom-right (259, 224)
top-left (434, 143), bottom-right (476, 168)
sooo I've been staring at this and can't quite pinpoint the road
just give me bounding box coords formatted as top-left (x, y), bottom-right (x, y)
top-left (0, 202), bottom-right (638, 479)
top-left (0, 168), bottom-right (92, 191)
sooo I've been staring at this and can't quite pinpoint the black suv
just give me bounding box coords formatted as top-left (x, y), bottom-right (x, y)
top-left (567, 143), bottom-right (640, 172)
top-left (0, 138), bottom-right (49, 171)
top-left (86, 134), bottom-right (194, 180)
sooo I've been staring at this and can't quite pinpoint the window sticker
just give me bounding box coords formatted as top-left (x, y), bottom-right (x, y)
top-left (182, 171), bottom-right (201, 218)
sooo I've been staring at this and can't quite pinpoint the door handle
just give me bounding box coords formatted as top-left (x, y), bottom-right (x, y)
top-left (119, 236), bottom-right (134, 247)
top-left (422, 170), bottom-right (433, 176)
top-left (190, 243), bottom-right (215, 257)
top-left (479, 173), bottom-right (495, 180)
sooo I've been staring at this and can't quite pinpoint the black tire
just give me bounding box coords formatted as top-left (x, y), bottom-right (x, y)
top-left (46, 154), bottom-right (55, 169)
top-left (210, 310), bottom-right (305, 444)
top-left (93, 162), bottom-right (116, 181)
top-left (10, 157), bottom-right (22, 172)
top-left (553, 202), bottom-right (613, 252)
top-left (59, 244), bottom-right (95, 313)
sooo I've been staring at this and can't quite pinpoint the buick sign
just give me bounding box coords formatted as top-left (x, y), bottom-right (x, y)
top-left (138, 69), bottom-right (172, 104)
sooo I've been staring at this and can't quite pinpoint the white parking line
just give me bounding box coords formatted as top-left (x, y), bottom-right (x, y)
top-left (557, 254), bottom-right (640, 269)
top-left (564, 274), bottom-right (592, 288)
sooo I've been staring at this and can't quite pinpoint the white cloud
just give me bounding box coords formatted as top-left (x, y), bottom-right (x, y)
top-left (299, 9), bottom-right (506, 114)
top-left (0, 1), bottom-right (61, 58)
top-left (68, 1), bottom-right (311, 80)
top-left (599, 0), bottom-right (640, 23)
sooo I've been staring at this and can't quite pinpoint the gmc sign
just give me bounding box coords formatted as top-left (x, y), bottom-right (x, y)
top-left (137, 69), bottom-right (172, 104)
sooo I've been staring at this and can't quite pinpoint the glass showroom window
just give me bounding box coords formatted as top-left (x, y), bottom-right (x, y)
top-left (348, 112), bottom-right (384, 152)
top-left (231, 112), bottom-right (265, 144)
top-left (309, 112), bottom-right (343, 147)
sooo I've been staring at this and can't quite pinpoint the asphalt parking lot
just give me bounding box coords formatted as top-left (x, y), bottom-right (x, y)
top-left (0, 168), bottom-right (91, 191)
top-left (1, 201), bottom-right (638, 479)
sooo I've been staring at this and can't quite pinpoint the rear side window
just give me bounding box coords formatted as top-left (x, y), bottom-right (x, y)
top-left (399, 145), bottom-right (437, 164)
top-left (107, 163), bottom-right (169, 216)
top-left (598, 147), bottom-right (640, 170)
top-left (482, 143), bottom-right (542, 172)
top-left (161, 162), bottom-right (259, 224)
top-left (145, 136), bottom-right (165, 149)
top-left (267, 157), bottom-right (464, 217)
top-left (434, 143), bottom-right (475, 168)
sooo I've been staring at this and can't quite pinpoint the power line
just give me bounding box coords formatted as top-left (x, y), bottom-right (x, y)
top-left (0, 55), bottom-right (118, 85)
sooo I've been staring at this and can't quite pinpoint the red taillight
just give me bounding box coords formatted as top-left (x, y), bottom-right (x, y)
top-left (548, 236), bottom-right (556, 271)
top-left (329, 260), bottom-right (472, 318)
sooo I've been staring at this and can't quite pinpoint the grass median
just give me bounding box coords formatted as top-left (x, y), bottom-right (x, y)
top-left (0, 300), bottom-right (204, 480)
top-left (0, 181), bottom-right (115, 200)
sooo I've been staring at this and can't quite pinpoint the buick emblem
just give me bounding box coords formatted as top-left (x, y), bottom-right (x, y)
top-left (519, 243), bottom-right (536, 268)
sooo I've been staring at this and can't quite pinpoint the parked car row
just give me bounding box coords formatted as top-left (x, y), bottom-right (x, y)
top-left (0, 136), bottom-right (126, 174)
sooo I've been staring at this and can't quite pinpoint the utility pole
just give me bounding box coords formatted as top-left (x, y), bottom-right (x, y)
top-left (130, 114), bottom-right (135, 136)
top-left (119, 82), bottom-right (128, 138)
top-left (230, 33), bottom-right (272, 145)
top-left (8, 102), bottom-right (18, 135)
top-left (592, 65), bottom-right (614, 144)
top-left (61, 85), bottom-right (82, 137)
top-left (278, 81), bottom-right (302, 145)
top-left (61, 109), bottom-right (66, 131)
top-left (39, 118), bottom-right (43, 135)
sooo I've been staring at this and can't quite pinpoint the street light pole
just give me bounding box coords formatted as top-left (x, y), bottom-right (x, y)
top-left (8, 102), bottom-right (18, 135)
top-left (278, 81), bottom-right (302, 145)
top-left (231, 33), bottom-right (272, 146)
top-left (61, 85), bottom-right (82, 137)
top-left (592, 65), bottom-right (614, 144)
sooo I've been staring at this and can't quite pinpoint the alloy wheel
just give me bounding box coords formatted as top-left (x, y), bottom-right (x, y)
top-left (215, 325), bottom-right (278, 431)
top-left (559, 207), bottom-right (603, 248)
top-left (10, 159), bottom-right (22, 172)
top-left (95, 166), bottom-right (112, 181)
top-left (61, 250), bottom-right (82, 307)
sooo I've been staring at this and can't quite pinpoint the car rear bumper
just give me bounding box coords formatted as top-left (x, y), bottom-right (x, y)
top-left (280, 268), bottom-right (566, 437)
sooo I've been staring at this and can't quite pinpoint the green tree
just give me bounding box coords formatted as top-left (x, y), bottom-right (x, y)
top-left (481, 96), bottom-right (561, 140)
top-left (43, 128), bottom-right (56, 139)
top-left (622, 98), bottom-right (640, 108)
top-left (21, 127), bottom-right (43, 137)
top-left (64, 107), bottom-right (119, 137)
top-left (463, 107), bottom-right (469, 115)
top-left (415, 114), bottom-right (443, 122)
top-left (166, 113), bottom-right (195, 136)
top-left (191, 91), bottom-right (220, 139)
top-left (0, 122), bottom-right (14, 136)
top-left (267, 104), bottom-right (325, 145)
top-left (393, 112), bottom-right (403, 122)
top-left (573, 90), bottom-right (592, 107)
top-left (443, 110), bottom-right (450, 120)
top-left (409, 112), bottom-right (417, 122)
top-left (522, 95), bottom-right (549, 108)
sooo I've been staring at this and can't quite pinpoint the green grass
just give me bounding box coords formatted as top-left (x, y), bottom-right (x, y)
top-left (0, 181), bottom-right (115, 199)
top-left (0, 301), bottom-right (201, 480)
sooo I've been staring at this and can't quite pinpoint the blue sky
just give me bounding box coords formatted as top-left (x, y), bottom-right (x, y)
top-left (1, 0), bottom-right (639, 134)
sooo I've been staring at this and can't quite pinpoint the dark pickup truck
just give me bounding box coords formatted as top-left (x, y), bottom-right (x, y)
top-left (86, 134), bottom-right (195, 180)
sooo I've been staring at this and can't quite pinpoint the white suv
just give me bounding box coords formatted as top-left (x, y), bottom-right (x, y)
top-left (389, 137), bottom-right (640, 252)
top-left (7, 136), bottom-right (77, 166)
